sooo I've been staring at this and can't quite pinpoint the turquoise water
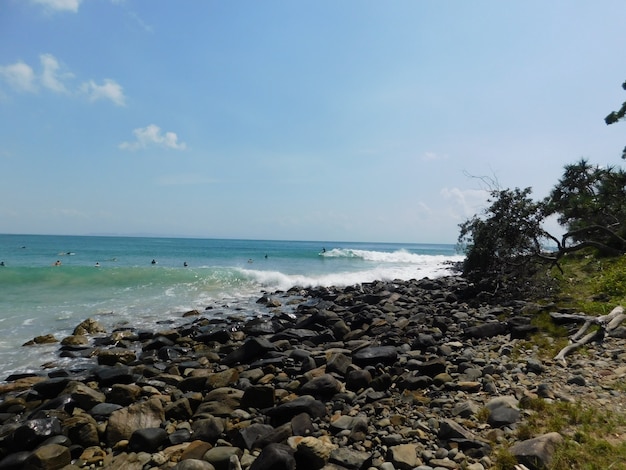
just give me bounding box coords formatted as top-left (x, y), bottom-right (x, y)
top-left (0, 234), bottom-right (463, 378)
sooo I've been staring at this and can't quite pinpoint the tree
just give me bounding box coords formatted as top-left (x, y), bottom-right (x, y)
top-left (544, 158), bottom-right (626, 255)
top-left (604, 79), bottom-right (626, 159)
top-left (458, 187), bottom-right (549, 293)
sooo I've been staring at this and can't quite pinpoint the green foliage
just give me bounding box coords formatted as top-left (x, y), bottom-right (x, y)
top-left (458, 187), bottom-right (548, 288)
top-left (544, 159), bottom-right (626, 251)
top-left (604, 79), bottom-right (626, 159)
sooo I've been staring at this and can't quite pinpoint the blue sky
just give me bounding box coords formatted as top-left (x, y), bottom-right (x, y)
top-left (1, 0), bottom-right (625, 243)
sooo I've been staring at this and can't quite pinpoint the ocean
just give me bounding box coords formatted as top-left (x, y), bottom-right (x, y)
top-left (0, 234), bottom-right (464, 380)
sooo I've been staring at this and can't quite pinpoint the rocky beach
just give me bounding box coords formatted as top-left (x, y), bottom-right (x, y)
top-left (1, 275), bottom-right (625, 470)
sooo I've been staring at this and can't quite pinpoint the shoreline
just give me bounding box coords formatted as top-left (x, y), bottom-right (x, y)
top-left (0, 275), bottom-right (622, 469)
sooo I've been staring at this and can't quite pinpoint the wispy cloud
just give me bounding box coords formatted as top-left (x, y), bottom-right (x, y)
top-left (40, 53), bottom-right (72, 93)
top-left (0, 53), bottom-right (125, 106)
top-left (31, 0), bottom-right (82, 13)
top-left (0, 61), bottom-right (37, 92)
top-left (441, 187), bottom-right (489, 218)
top-left (80, 79), bottom-right (126, 106)
top-left (119, 124), bottom-right (187, 151)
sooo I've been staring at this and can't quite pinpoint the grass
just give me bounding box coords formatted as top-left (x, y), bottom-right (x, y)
top-left (493, 250), bottom-right (626, 469)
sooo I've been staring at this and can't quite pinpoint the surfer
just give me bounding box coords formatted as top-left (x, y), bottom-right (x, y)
top-left (151, 259), bottom-right (157, 265)
top-left (183, 261), bottom-right (188, 267)
top-left (95, 262), bottom-right (100, 267)
top-left (0, 261), bottom-right (4, 266)
top-left (54, 260), bottom-right (62, 266)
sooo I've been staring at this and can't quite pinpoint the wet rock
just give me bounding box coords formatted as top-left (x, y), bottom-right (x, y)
top-left (12, 418), bottom-right (62, 451)
top-left (23, 443), bottom-right (70, 470)
top-left (105, 397), bottom-right (165, 446)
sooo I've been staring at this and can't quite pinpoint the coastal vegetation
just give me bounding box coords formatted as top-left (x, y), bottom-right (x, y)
top-left (458, 80), bottom-right (626, 469)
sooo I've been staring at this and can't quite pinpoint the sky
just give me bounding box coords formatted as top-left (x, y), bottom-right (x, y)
top-left (1, 1), bottom-right (625, 244)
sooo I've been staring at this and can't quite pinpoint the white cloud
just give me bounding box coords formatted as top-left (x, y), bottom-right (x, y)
top-left (40, 53), bottom-right (72, 93)
top-left (32, 0), bottom-right (82, 13)
top-left (0, 61), bottom-right (37, 92)
top-left (80, 79), bottom-right (126, 106)
top-left (0, 54), bottom-right (124, 106)
top-left (119, 124), bottom-right (187, 151)
top-left (441, 187), bottom-right (489, 218)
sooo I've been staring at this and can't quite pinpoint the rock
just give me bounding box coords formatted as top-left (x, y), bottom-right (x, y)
top-left (23, 443), bottom-right (70, 470)
top-left (509, 432), bottom-right (564, 470)
top-left (0, 451), bottom-right (32, 470)
top-left (299, 374), bottom-right (342, 398)
top-left (387, 443), bottom-right (422, 470)
top-left (241, 385), bottom-right (275, 410)
top-left (173, 460), bottom-right (216, 470)
top-left (352, 346), bottom-right (398, 367)
top-left (96, 347), bottom-right (137, 366)
top-left (292, 435), bottom-right (337, 470)
top-left (264, 396), bottom-right (327, 425)
top-left (203, 446), bottom-right (243, 470)
top-left (23, 334), bottom-right (58, 346)
top-left (249, 443), bottom-right (295, 470)
top-left (222, 337), bottom-right (276, 366)
top-left (486, 396), bottom-right (520, 428)
top-left (191, 417), bottom-right (224, 443)
top-left (63, 413), bottom-right (100, 447)
top-left (105, 397), bottom-right (165, 446)
top-left (165, 397), bottom-right (194, 421)
top-left (328, 447), bottom-right (371, 469)
top-left (128, 427), bottom-right (168, 453)
top-left (345, 369), bottom-right (372, 392)
top-left (464, 322), bottom-right (508, 338)
top-left (12, 418), bottom-right (62, 451)
top-left (63, 381), bottom-right (105, 410)
top-left (60, 334), bottom-right (89, 346)
top-left (73, 318), bottom-right (106, 336)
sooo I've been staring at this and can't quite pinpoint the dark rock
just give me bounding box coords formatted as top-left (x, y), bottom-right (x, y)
top-left (235, 423), bottom-right (275, 450)
top-left (23, 443), bottom-right (70, 470)
top-left (465, 322), bottom-right (508, 338)
top-left (12, 418), bottom-right (62, 451)
top-left (167, 428), bottom-right (192, 446)
top-left (241, 385), bottom-right (275, 410)
top-left (417, 356), bottom-right (447, 377)
top-left (90, 365), bottom-right (136, 386)
top-left (88, 402), bottom-right (123, 420)
top-left (0, 451), bottom-right (32, 470)
top-left (352, 346), bottom-right (398, 367)
top-left (63, 414), bottom-right (100, 447)
top-left (222, 337), bottom-right (276, 366)
top-left (345, 369), bottom-right (372, 391)
top-left (191, 417), bottom-right (224, 443)
top-left (264, 396), bottom-right (327, 426)
top-left (128, 427), bottom-right (168, 453)
top-left (299, 374), bottom-right (342, 398)
top-left (249, 443), bottom-right (296, 470)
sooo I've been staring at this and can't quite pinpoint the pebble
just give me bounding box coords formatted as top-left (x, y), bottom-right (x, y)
top-left (0, 276), bottom-right (622, 469)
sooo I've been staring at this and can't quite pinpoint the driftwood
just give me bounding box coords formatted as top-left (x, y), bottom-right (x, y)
top-left (552, 306), bottom-right (626, 367)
